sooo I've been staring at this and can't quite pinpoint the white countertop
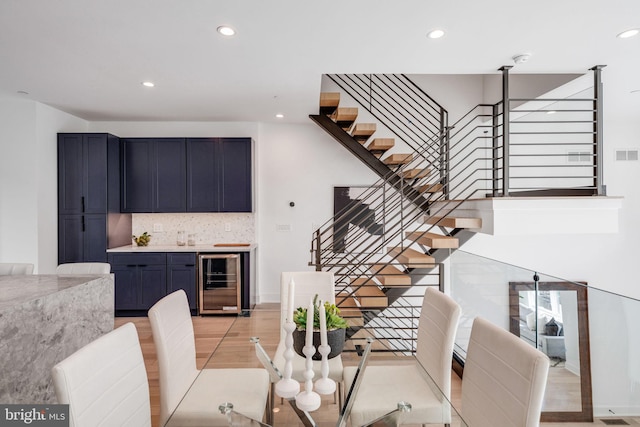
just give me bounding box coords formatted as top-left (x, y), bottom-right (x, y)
top-left (107, 244), bottom-right (256, 253)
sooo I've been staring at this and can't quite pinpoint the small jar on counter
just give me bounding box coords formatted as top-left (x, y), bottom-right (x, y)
top-left (177, 231), bottom-right (186, 246)
top-left (187, 233), bottom-right (196, 246)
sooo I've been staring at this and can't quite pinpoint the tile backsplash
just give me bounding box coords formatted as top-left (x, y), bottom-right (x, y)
top-left (132, 213), bottom-right (255, 245)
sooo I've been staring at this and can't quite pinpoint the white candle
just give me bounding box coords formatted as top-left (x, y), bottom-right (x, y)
top-left (319, 300), bottom-right (328, 347)
top-left (306, 298), bottom-right (314, 347)
top-left (286, 278), bottom-right (295, 323)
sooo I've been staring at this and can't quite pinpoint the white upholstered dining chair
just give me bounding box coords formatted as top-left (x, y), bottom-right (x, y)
top-left (148, 290), bottom-right (270, 427)
top-left (51, 322), bottom-right (151, 427)
top-left (0, 263), bottom-right (34, 275)
top-left (56, 262), bottom-right (111, 274)
top-left (461, 316), bottom-right (550, 427)
top-left (343, 286), bottom-right (461, 426)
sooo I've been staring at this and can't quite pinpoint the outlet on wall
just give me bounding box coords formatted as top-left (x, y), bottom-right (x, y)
top-left (224, 223), bottom-right (231, 232)
top-left (153, 223), bottom-right (164, 232)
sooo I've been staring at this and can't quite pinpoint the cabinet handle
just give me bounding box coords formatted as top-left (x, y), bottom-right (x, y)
top-left (185, 264), bottom-right (196, 267)
top-left (81, 216), bottom-right (85, 232)
top-left (81, 196), bottom-right (85, 213)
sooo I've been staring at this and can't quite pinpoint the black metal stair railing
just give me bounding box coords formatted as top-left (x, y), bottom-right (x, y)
top-left (311, 102), bottom-right (507, 353)
top-left (311, 69), bottom-right (604, 353)
top-left (327, 74), bottom-right (450, 193)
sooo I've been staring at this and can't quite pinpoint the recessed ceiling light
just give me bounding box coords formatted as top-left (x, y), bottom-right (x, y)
top-left (217, 26), bottom-right (236, 36)
top-left (546, 110), bottom-right (557, 114)
top-left (275, 113), bottom-right (284, 119)
top-left (427, 29), bottom-right (445, 39)
top-left (142, 81), bottom-right (155, 88)
top-left (617, 28), bottom-right (639, 39)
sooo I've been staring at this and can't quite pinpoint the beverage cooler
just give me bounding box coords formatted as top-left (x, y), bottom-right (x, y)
top-left (198, 254), bottom-right (241, 314)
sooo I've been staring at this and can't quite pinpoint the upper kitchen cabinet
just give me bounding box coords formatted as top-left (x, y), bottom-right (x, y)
top-left (186, 137), bottom-right (252, 212)
top-left (121, 138), bottom-right (186, 213)
top-left (58, 133), bottom-right (126, 264)
top-left (58, 133), bottom-right (116, 215)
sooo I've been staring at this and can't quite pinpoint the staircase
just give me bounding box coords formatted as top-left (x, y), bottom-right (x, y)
top-left (310, 80), bottom-right (485, 352)
top-left (309, 70), bottom-right (605, 354)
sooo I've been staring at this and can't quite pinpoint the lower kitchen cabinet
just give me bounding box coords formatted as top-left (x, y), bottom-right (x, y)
top-left (58, 214), bottom-right (108, 263)
top-left (110, 252), bottom-right (197, 316)
top-left (167, 253), bottom-right (197, 314)
top-left (110, 253), bottom-right (167, 315)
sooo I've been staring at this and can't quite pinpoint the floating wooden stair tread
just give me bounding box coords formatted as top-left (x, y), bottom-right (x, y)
top-left (383, 153), bottom-right (413, 165)
top-left (367, 138), bottom-right (395, 153)
top-left (402, 168), bottom-right (431, 179)
top-left (387, 247), bottom-right (436, 267)
top-left (319, 92), bottom-right (340, 115)
top-left (418, 183), bottom-right (443, 193)
top-left (370, 264), bottom-right (411, 286)
top-left (331, 107), bottom-right (358, 130)
top-left (405, 231), bottom-right (459, 249)
top-left (336, 293), bottom-right (361, 318)
top-left (424, 216), bottom-right (483, 229)
top-left (351, 278), bottom-right (388, 307)
top-left (351, 123), bottom-right (377, 144)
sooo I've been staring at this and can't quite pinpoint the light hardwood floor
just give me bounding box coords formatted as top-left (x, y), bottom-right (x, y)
top-left (117, 306), bottom-right (636, 427)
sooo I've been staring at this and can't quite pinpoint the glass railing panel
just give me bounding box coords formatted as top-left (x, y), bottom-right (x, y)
top-left (448, 250), bottom-right (640, 422)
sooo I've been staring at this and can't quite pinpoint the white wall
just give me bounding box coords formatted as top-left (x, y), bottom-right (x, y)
top-left (0, 97), bottom-right (87, 272)
top-left (256, 122), bottom-right (377, 301)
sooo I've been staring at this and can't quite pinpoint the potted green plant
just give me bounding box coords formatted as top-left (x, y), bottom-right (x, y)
top-left (292, 294), bottom-right (347, 360)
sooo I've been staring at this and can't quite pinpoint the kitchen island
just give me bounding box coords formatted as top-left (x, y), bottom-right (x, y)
top-left (0, 274), bottom-right (114, 404)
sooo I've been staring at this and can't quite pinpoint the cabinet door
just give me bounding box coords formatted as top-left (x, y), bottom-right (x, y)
top-left (186, 138), bottom-right (219, 212)
top-left (58, 215), bottom-right (83, 263)
top-left (139, 265), bottom-right (167, 309)
top-left (58, 134), bottom-right (84, 215)
top-left (83, 134), bottom-right (108, 214)
top-left (121, 138), bottom-right (154, 212)
top-left (153, 138), bottom-right (186, 212)
top-left (167, 253), bottom-right (197, 310)
top-left (58, 134), bottom-right (108, 215)
top-left (220, 138), bottom-right (252, 212)
top-left (111, 264), bottom-right (139, 310)
top-left (83, 214), bottom-right (107, 262)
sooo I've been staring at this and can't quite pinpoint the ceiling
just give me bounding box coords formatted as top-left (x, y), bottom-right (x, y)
top-left (0, 0), bottom-right (638, 123)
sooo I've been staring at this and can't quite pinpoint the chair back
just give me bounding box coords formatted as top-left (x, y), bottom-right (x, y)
top-left (51, 323), bottom-right (151, 427)
top-left (415, 287), bottom-right (461, 399)
top-left (462, 317), bottom-right (550, 427)
top-left (148, 290), bottom-right (199, 427)
top-left (279, 271), bottom-right (335, 340)
top-left (0, 263), bottom-right (34, 275)
top-left (56, 263), bottom-right (111, 274)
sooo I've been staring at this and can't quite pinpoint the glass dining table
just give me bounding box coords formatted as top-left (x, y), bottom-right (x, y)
top-left (164, 306), bottom-right (468, 427)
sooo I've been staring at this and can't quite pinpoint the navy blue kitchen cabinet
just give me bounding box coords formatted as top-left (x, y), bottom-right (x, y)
top-left (57, 133), bottom-right (124, 264)
top-left (220, 138), bottom-right (252, 212)
top-left (167, 253), bottom-right (197, 314)
top-left (121, 138), bottom-right (186, 213)
top-left (58, 134), bottom-right (110, 215)
top-left (186, 137), bottom-right (252, 212)
top-left (109, 253), bottom-right (167, 315)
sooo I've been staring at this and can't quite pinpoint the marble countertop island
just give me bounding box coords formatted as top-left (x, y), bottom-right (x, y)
top-left (0, 274), bottom-right (114, 404)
